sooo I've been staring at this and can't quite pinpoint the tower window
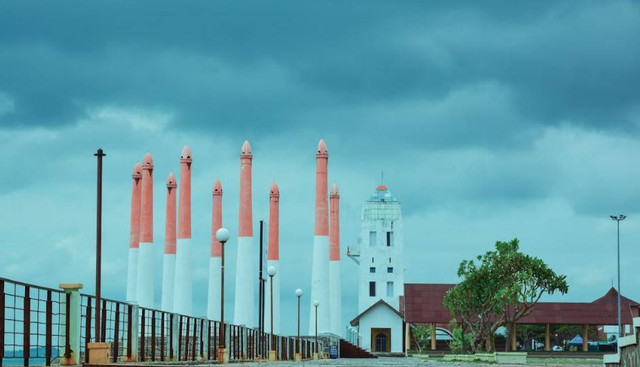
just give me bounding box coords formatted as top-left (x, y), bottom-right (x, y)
top-left (370, 267), bottom-right (376, 273)
top-left (386, 231), bottom-right (393, 247)
top-left (387, 267), bottom-right (393, 273)
top-left (372, 257), bottom-right (374, 263)
top-left (387, 281), bottom-right (393, 297)
top-left (369, 231), bottom-right (377, 246)
top-left (369, 281), bottom-right (376, 297)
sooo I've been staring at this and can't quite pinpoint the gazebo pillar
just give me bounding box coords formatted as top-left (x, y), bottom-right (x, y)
top-left (582, 324), bottom-right (588, 352)
top-left (430, 323), bottom-right (436, 350)
top-left (544, 324), bottom-right (551, 351)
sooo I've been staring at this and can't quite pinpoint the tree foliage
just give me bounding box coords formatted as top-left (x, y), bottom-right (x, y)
top-left (412, 324), bottom-right (431, 354)
top-left (443, 238), bottom-right (568, 352)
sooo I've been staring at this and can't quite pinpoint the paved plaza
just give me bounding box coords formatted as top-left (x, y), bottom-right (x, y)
top-left (235, 357), bottom-right (602, 367)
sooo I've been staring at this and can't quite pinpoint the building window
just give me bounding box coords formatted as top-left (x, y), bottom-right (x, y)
top-left (372, 257), bottom-right (374, 263)
top-left (387, 267), bottom-right (393, 273)
top-left (369, 231), bottom-right (377, 246)
top-left (386, 281), bottom-right (393, 297)
top-left (370, 267), bottom-right (376, 273)
top-left (386, 231), bottom-right (393, 247)
top-left (369, 281), bottom-right (376, 297)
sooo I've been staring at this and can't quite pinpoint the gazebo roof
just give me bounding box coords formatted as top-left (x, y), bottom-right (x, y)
top-left (404, 284), bottom-right (639, 325)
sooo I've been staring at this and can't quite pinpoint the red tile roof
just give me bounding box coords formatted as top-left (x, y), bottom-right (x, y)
top-left (404, 283), bottom-right (639, 325)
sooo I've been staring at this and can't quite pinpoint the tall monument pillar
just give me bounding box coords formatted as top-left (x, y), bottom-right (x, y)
top-left (265, 183), bottom-right (280, 334)
top-left (207, 179), bottom-right (223, 320)
top-left (329, 184), bottom-right (342, 336)
top-left (234, 141), bottom-right (255, 327)
top-left (136, 153), bottom-right (154, 309)
top-left (309, 139), bottom-right (330, 334)
top-left (126, 163), bottom-right (142, 303)
top-left (161, 173), bottom-right (177, 311)
top-left (174, 145), bottom-right (193, 315)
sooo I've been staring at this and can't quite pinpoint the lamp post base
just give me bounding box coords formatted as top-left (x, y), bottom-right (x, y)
top-left (217, 348), bottom-right (228, 364)
top-left (268, 350), bottom-right (277, 361)
top-left (295, 352), bottom-right (302, 362)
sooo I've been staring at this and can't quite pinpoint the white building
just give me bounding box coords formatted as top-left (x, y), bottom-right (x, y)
top-left (349, 185), bottom-right (405, 353)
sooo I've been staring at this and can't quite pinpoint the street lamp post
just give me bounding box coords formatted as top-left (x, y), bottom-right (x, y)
top-left (295, 289), bottom-right (302, 362)
top-left (216, 228), bottom-right (230, 364)
top-left (267, 266), bottom-right (277, 361)
top-left (610, 214), bottom-right (626, 339)
top-left (313, 300), bottom-right (319, 360)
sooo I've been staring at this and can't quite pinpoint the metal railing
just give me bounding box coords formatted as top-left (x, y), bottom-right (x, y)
top-left (0, 278), bottom-right (68, 367)
top-left (1, 277), bottom-right (320, 366)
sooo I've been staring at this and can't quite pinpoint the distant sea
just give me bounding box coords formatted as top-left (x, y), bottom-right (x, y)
top-left (3, 348), bottom-right (61, 366)
top-left (3, 357), bottom-right (52, 366)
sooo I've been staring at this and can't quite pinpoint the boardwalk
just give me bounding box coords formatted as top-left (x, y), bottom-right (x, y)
top-left (225, 357), bottom-right (603, 367)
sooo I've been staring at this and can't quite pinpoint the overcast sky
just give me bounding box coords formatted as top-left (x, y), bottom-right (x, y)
top-left (1, 0), bottom-right (639, 335)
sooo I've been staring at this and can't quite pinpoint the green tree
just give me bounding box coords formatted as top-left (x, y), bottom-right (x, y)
top-left (444, 238), bottom-right (569, 352)
top-left (449, 319), bottom-right (472, 354)
top-left (412, 324), bottom-right (431, 354)
top-left (516, 325), bottom-right (545, 350)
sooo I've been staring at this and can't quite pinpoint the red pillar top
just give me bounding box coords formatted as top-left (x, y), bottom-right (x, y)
top-left (178, 145), bottom-right (192, 239)
top-left (330, 184), bottom-right (340, 261)
top-left (239, 140), bottom-right (253, 237)
top-left (129, 163), bottom-right (142, 249)
top-left (315, 139), bottom-right (329, 236)
top-left (211, 179), bottom-right (223, 257)
top-left (165, 173), bottom-right (177, 255)
top-left (268, 183), bottom-right (280, 260)
top-left (140, 153), bottom-right (154, 243)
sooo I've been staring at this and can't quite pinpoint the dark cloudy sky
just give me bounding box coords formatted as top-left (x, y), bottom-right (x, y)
top-left (1, 1), bottom-right (639, 335)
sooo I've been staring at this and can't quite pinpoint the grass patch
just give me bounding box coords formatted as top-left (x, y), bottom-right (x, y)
top-left (526, 357), bottom-right (603, 365)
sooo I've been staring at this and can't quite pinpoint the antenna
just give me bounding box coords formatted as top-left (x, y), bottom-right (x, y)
top-left (381, 171), bottom-right (384, 185)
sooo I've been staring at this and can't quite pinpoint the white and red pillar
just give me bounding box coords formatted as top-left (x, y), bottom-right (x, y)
top-left (126, 163), bottom-right (142, 303)
top-left (136, 153), bottom-right (155, 308)
top-left (234, 141), bottom-right (255, 327)
top-left (174, 145), bottom-right (193, 315)
top-left (265, 183), bottom-right (280, 334)
top-left (207, 179), bottom-right (223, 320)
top-left (329, 184), bottom-right (342, 336)
top-left (161, 173), bottom-right (177, 311)
top-left (310, 139), bottom-right (330, 334)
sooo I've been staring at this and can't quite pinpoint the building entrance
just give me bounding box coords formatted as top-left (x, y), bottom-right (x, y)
top-left (372, 328), bottom-right (391, 352)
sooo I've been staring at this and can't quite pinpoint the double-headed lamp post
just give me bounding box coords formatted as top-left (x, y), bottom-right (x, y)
top-left (267, 266), bottom-right (277, 360)
top-left (610, 214), bottom-right (626, 339)
top-left (216, 228), bottom-right (230, 363)
top-left (313, 300), bottom-right (320, 358)
top-left (295, 288), bottom-right (303, 361)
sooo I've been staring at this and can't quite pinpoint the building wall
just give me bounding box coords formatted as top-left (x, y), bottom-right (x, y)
top-left (358, 189), bottom-right (405, 314)
top-left (359, 304), bottom-right (403, 353)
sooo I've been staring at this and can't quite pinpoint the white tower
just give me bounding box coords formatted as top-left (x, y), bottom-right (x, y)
top-left (357, 185), bottom-right (404, 313)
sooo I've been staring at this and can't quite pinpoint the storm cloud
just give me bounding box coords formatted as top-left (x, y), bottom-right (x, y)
top-left (1, 0), bottom-right (639, 334)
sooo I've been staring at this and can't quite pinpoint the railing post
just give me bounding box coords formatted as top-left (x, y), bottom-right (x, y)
top-left (140, 308), bottom-right (146, 362)
top-left (242, 326), bottom-right (248, 360)
top-left (59, 283), bottom-right (83, 365)
top-left (160, 312), bottom-right (165, 361)
top-left (112, 303), bottom-right (120, 363)
top-left (205, 320), bottom-right (211, 360)
top-left (125, 303), bottom-right (139, 362)
top-left (171, 313), bottom-right (179, 361)
top-left (23, 286), bottom-right (30, 367)
top-left (0, 280), bottom-right (4, 367)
